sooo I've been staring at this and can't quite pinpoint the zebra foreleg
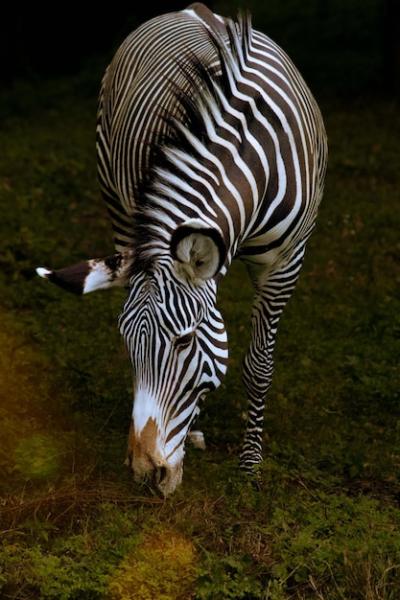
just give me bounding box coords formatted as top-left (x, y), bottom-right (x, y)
top-left (240, 325), bottom-right (275, 472)
top-left (240, 249), bottom-right (305, 473)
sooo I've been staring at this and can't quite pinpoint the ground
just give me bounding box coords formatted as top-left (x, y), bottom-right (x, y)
top-left (0, 72), bottom-right (399, 599)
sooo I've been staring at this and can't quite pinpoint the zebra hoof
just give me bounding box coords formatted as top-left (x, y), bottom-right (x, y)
top-left (241, 468), bottom-right (263, 491)
top-left (239, 455), bottom-right (263, 490)
top-left (249, 472), bottom-right (262, 492)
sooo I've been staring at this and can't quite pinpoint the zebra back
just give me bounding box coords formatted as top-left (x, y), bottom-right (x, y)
top-left (97, 4), bottom-right (228, 251)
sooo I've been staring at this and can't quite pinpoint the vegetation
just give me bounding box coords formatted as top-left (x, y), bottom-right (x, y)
top-left (0, 70), bottom-right (399, 599)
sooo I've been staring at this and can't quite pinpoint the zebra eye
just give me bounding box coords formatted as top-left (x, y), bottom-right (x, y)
top-left (174, 331), bottom-right (195, 348)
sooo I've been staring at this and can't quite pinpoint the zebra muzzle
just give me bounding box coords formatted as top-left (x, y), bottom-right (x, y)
top-left (125, 417), bottom-right (184, 495)
top-left (126, 458), bottom-right (183, 497)
top-left (152, 465), bottom-right (168, 486)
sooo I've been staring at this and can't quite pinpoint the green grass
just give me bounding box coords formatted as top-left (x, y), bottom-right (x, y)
top-left (0, 73), bottom-right (399, 599)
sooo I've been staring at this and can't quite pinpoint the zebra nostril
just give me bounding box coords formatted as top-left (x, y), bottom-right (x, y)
top-left (159, 467), bottom-right (167, 483)
top-left (153, 465), bottom-right (168, 487)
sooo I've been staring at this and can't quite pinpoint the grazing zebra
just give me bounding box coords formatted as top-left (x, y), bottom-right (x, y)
top-left (37, 3), bottom-right (327, 496)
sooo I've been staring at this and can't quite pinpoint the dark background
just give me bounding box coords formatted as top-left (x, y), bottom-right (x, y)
top-left (1, 0), bottom-right (399, 97)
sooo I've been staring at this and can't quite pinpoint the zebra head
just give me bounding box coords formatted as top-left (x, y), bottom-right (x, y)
top-left (36, 220), bottom-right (228, 495)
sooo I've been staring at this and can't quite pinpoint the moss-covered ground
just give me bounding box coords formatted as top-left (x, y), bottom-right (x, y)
top-left (0, 72), bottom-right (399, 599)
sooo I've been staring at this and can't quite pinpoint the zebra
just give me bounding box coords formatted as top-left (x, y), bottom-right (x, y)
top-left (36, 3), bottom-right (327, 496)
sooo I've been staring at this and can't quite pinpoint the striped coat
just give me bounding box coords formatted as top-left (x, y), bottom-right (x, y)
top-left (37, 3), bottom-right (327, 495)
top-left (97, 4), bottom-right (326, 268)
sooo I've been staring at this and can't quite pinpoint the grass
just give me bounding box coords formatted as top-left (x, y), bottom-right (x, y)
top-left (0, 70), bottom-right (399, 599)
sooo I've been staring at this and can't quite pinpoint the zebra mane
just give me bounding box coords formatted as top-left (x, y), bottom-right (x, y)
top-left (132, 12), bottom-right (253, 270)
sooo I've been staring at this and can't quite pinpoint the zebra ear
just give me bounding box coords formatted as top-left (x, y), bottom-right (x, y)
top-left (170, 220), bottom-right (226, 282)
top-left (36, 250), bottom-right (135, 295)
